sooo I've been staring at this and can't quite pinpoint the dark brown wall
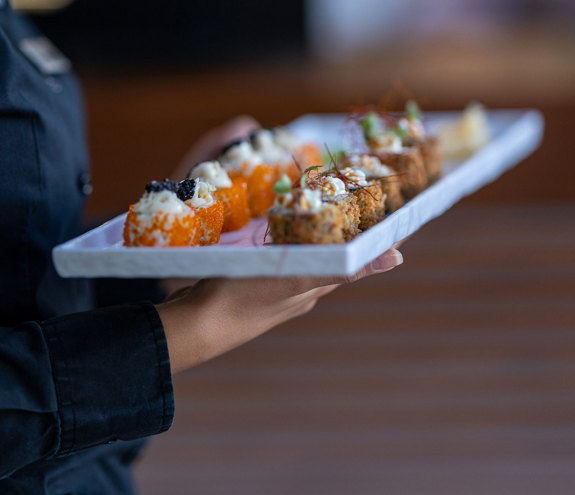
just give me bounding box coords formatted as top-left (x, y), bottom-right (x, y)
top-left (80, 30), bottom-right (575, 220)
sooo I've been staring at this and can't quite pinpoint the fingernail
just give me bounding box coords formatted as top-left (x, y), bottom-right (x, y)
top-left (372, 249), bottom-right (403, 272)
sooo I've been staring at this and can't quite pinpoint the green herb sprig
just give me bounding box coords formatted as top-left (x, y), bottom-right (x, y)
top-left (360, 112), bottom-right (383, 141)
top-left (273, 173), bottom-right (292, 194)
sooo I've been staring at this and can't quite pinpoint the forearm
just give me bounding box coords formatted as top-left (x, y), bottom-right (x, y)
top-left (0, 302), bottom-right (174, 479)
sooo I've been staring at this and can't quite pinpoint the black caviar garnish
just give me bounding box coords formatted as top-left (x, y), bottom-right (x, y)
top-left (145, 179), bottom-right (178, 194)
top-left (249, 128), bottom-right (275, 146)
top-left (248, 129), bottom-right (260, 145)
top-left (176, 178), bottom-right (196, 202)
top-left (221, 138), bottom-right (248, 155)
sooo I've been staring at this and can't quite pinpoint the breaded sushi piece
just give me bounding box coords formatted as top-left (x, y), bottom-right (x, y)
top-left (268, 182), bottom-right (347, 244)
top-left (333, 195), bottom-right (360, 241)
top-left (309, 175), bottom-right (360, 241)
top-left (268, 204), bottom-right (347, 244)
top-left (418, 136), bottom-right (442, 184)
top-left (360, 112), bottom-right (427, 199)
top-left (340, 167), bottom-right (385, 230)
top-left (379, 176), bottom-right (403, 213)
top-left (189, 161), bottom-right (250, 232)
top-left (177, 178), bottom-right (224, 246)
top-left (397, 101), bottom-right (442, 184)
top-left (123, 179), bottom-right (200, 247)
top-left (343, 154), bottom-right (403, 214)
top-left (377, 147), bottom-right (427, 200)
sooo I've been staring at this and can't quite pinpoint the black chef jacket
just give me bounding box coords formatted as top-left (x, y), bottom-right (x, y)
top-left (0, 3), bottom-right (175, 493)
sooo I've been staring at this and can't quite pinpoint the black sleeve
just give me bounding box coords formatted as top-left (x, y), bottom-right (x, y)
top-left (0, 301), bottom-right (174, 479)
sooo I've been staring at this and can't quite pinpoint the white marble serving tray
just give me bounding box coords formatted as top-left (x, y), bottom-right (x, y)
top-left (53, 109), bottom-right (543, 278)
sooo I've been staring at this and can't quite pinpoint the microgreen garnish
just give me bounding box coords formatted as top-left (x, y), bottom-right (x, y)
top-left (322, 150), bottom-right (344, 170)
top-left (273, 173), bottom-right (292, 194)
top-left (359, 112), bottom-right (383, 141)
top-left (300, 166), bottom-right (320, 189)
top-left (406, 100), bottom-right (421, 120)
top-left (395, 126), bottom-right (408, 140)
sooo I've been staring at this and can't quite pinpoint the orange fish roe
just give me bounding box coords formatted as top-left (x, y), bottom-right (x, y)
top-left (213, 177), bottom-right (250, 232)
top-left (246, 164), bottom-right (278, 217)
top-left (284, 162), bottom-right (301, 182)
top-left (123, 205), bottom-right (200, 247)
top-left (294, 143), bottom-right (322, 169)
top-left (192, 200), bottom-right (224, 246)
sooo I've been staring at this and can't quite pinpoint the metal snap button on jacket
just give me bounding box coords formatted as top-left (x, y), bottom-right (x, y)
top-left (78, 171), bottom-right (93, 196)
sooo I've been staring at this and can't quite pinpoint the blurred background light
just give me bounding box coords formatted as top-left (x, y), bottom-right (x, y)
top-left (12, 0), bottom-right (74, 13)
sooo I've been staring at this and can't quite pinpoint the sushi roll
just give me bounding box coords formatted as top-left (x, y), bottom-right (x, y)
top-left (397, 101), bottom-right (442, 184)
top-left (177, 178), bottom-right (224, 246)
top-left (339, 166), bottom-right (386, 230)
top-left (380, 147), bottom-right (427, 200)
top-left (188, 161), bottom-right (250, 233)
top-left (308, 173), bottom-right (360, 241)
top-left (123, 179), bottom-right (200, 247)
top-left (343, 153), bottom-right (403, 213)
top-left (273, 126), bottom-right (323, 174)
top-left (220, 137), bottom-right (278, 217)
top-left (360, 112), bottom-right (427, 200)
top-left (219, 127), bottom-right (322, 218)
top-left (267, 175), bottom-right (348, 244)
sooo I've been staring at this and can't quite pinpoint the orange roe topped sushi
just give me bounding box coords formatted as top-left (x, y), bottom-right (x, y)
top-left (123, 179), bottom-right (200, 247)
top-left (188, 161), bottom-right (250, 233)
top-left (178, 177), bottom-right (224, 246)
top-left (219, 127), bottom-right (322, 218)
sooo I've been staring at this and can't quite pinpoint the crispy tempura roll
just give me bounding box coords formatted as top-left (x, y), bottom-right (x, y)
top-left (397, 101), bottom-right (443, 184)
top-left (189, 161), bottom-right (250, 232)
top-left (123, 180), bottom-right (200, 247)
top-left (312, 176), bottom-right (360, 241)
top-left (418, 136), bottom-right (442, 184)
top-left (379, 177), bottom-right (403, 213)
top-left (334, 195), bottom-right (360, 241)
top-left (378, 148), bottom-right (427, 200)
top-left (340, 167), bottom-right (386, 230)
top-left (268, 187), bottom-right (347, 244)
top-left (343, 154), bottom-right (403, 214)
top-left (178, 178), bottom-right (224, 246)
top-left (360, 110), bottom-right (430, 198)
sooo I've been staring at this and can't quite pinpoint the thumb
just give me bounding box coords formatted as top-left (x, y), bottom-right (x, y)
top-left (351, 248), bottom-right (403, 281)
top-left (314, 248), bottom-right (404, 288)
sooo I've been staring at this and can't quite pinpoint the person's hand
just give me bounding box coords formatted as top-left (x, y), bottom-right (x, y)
top-left (156, 248), bottom-right (403, 374)
top-left (171, 115), bottom-right (260, 180)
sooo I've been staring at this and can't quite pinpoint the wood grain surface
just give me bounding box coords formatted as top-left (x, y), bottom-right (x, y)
top-left (133, 203), bottom-right (575, 495)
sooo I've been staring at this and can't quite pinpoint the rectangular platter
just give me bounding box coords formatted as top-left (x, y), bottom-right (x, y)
top-left (53, 109), bottom-right (544, 278)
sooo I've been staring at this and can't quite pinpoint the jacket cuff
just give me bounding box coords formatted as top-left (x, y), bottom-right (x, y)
top-left (42, 301), bottom-right (174, 456)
